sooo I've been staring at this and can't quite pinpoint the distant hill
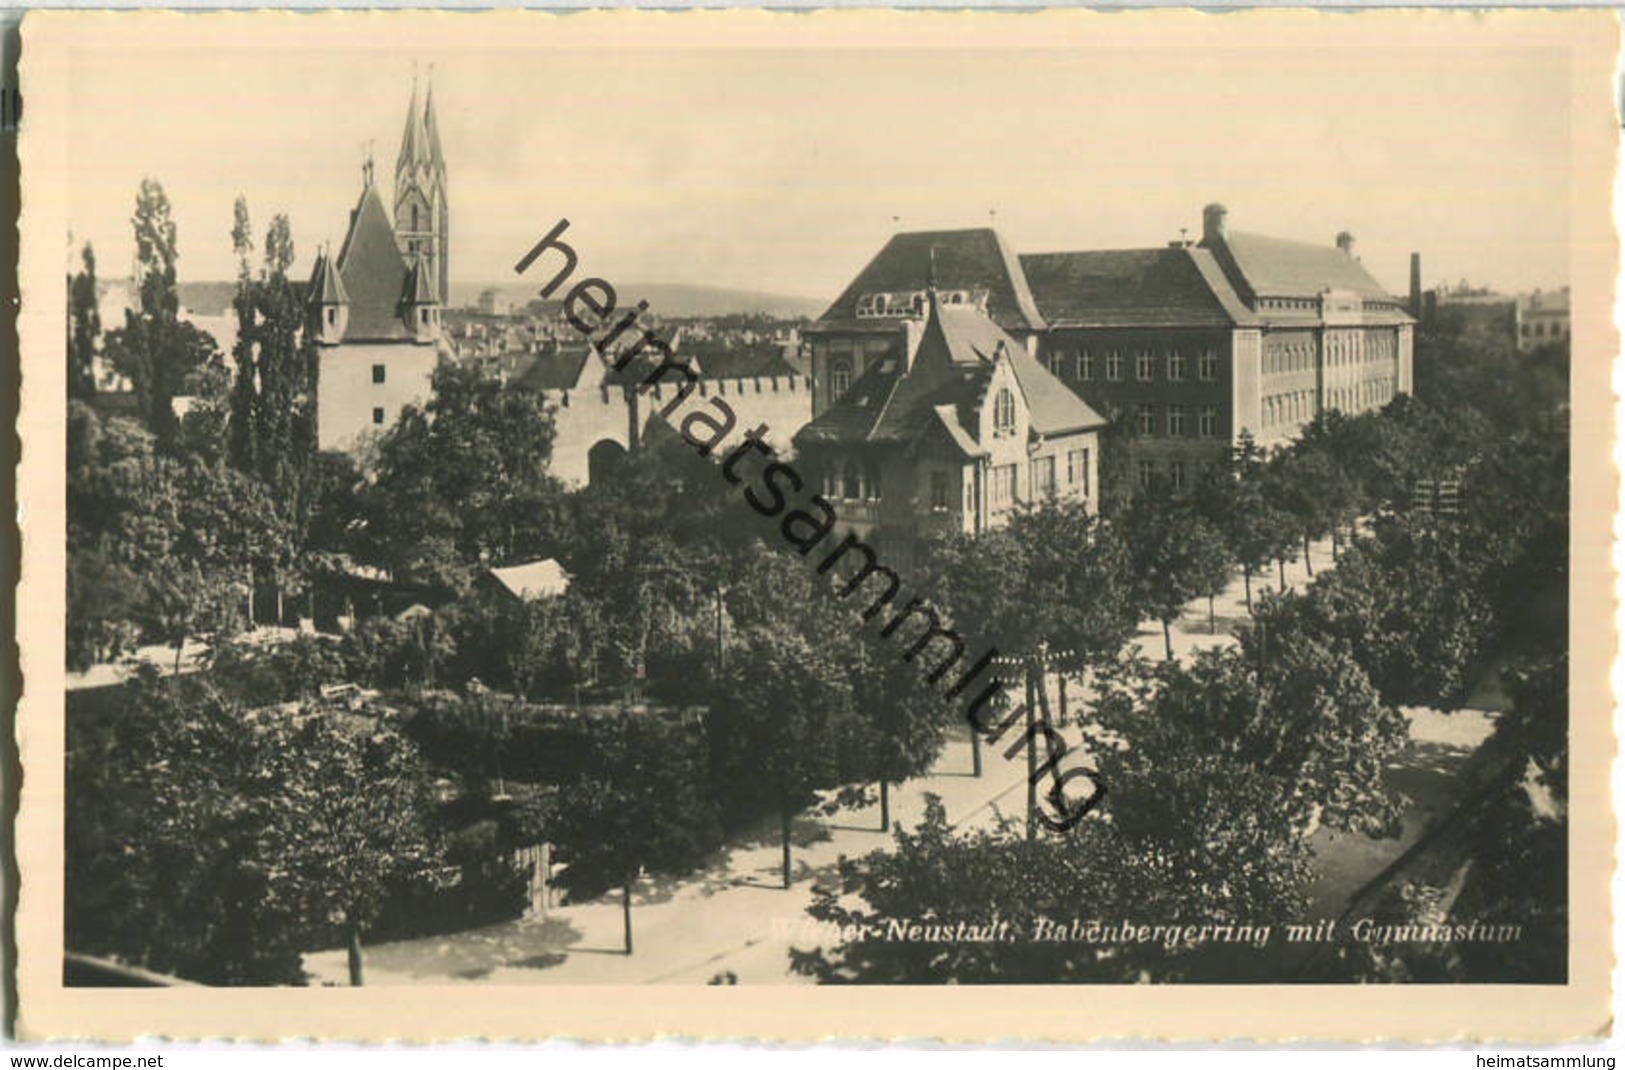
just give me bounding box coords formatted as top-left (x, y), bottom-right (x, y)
top-left (102, 279), bottom-right (829, 321)
top-left (451, 280), bottom-right (827, 320)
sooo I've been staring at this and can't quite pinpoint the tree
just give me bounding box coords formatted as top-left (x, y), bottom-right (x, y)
top-left (794, 638), bottom-right (1407, 984)
top-left (67, 673), bottom-right (311, 984)
top-left (792, 796), bottom-right (1139, 983)
top-left (105, 178), bottom-right (220, 445)
top-left (705, 621), bottom-right (860, 888)
top-left (1315, 655), bottom-right (1567, 983)
top-left (1269, 447), bottom-right (1357, 571)
top-left (362, 362), bottom-right (566, 586)
top-left (920, 498), bottom-right (1137, 784)
top-left (227, 199), bottom-right (319, 618)
top-left (1120, 488), bottom-right (1231, 658)
top-left (67, 242), bottom-right (101, 399)
top-left (844, 630), bottom-right (952, 832)
top-left (66, 548), bottom-right (142, 671)
top-left (1198, 433), bottom-right (1288, 611)
top-left (548, 711), bottom-right (722, 954)
top-left (266, 714), bottom-right (445, 986)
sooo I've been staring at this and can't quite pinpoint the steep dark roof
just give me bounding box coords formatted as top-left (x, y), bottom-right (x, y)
top-left (336, 184), bottom-right (411, 342)
top-left (500, 345), bottom-right (593, 392)
top-left (795, 351), bottom-right (906, 446)
top-left (1008, 348), bottom-right (1108, 437)
top-left (311, 252), bottom-right (349, 304)
top-left (819, 228), bottom-right (1045, 333)
top-left (1209, 230), bottom-right (1395, 301)
top-left (679, 341), bottom-right (802, 380)
top-left (796, 298), bottom-right (1101, 452)
top-left (1020, 247), bottom-right (1259, 328)
top-left (404, 254), bottom-right (438, 304)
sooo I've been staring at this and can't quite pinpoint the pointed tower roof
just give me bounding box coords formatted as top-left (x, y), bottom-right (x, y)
top-left (307, 251), bottom-right (328, 305)
top-left (337, 183), bottom-right (412, 341)
top-left (308, 248), bottom-right (350, 305)
top-left (403, 252), bottom-right (438, 305)
top-left (396, 71), bottom-right (431, 178)
top-left (424, 71), bottom-right (447, 179)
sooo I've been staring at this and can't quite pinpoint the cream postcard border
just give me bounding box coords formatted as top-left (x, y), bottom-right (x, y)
top-left (14, 7), bottom-right (1618, 1043)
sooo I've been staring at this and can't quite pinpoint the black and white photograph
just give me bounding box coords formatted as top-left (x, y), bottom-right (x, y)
top-left (14, 7), bottom-right (1614, 1042)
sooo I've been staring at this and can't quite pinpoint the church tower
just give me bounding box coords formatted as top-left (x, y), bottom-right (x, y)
top-left (394, 69), bottom-right (449, 307)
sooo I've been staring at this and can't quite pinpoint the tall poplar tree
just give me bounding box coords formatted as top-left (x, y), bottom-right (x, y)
top-left (67, 243), bottom-right (101, 400)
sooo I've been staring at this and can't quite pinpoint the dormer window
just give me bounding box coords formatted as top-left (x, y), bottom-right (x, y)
top-left (993, 387), bottom-right (1016, 435)
top-left (831, 358), bottom-right (852, 399)
top-left (842, 461), bottom-right (862, 500)
top-left (873, 294), bottom-right (888, 316)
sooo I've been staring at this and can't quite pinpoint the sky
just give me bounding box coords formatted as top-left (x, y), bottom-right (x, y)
top-left (61, 38), bottom-right (1574, 302)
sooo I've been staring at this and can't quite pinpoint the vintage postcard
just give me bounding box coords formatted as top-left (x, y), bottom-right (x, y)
top-left (13, 8), bottom-right (1617, 1043)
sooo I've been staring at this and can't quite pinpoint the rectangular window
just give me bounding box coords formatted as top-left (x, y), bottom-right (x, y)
top-left (1167, 403), bottom-right (1186, 436)
top-left (1137, 405), bottom-right (1157, 436)
top-left (1031, 456), bottom-right (1056, 499)
top-left (1137, 460), bottom-right (1155, 489)
top-left (1199, 404), bottom-right (1218, 438)
top-left (372, 364), bottom-right (386, 384)
top-left (1167, 352), bottom-right (1186, 381)
top-left (1106, 351), bottom-right (1123, 381)
top-left (1170, 461), bottom-right (1186, 491)
top-left (1199, 350), bottom-right (1219, 381)
top-left (372, 407), bottom-right (386, 426)
top-left (1136, 351), bottom-right (1155, 381)
top-left (1067, 448), bottom-right (1091, 497)
top-left (930, 470), bottom-right (953, 512)
top-left (1048, 351), bottom-right (1066, 377)
top-left (992, 464), bottom-right (1017, 507)
top-left (1077, 352), bottom-right (1093, 381)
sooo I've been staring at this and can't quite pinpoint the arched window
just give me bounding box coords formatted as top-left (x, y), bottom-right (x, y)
top-left (993, 387), bottom-right (1016, 434)
top-left (873, 294), bottom-right (888, 316)
top-left (412, 204), bottom-right (419, 231)
top-left (831, 358), bottom-right (852, 399)
top-left (842, 461), bottom-right (863, 500)
top-left (866, 465), bottom-right (882, 501)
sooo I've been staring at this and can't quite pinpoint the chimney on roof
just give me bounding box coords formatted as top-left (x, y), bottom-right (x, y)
top-left (1202, 203), bottom-right (1228, 245)
top-left (1336, 231), bottom-right (1356, 258)
top-left (1409, 252), bottom-right (1423, 318)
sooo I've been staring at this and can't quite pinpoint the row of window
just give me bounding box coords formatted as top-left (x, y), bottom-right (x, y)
top-left (1136, 459), bottom-right (1201, 491)
top-left (1048, 349), bottom-right (1222, 384)
top-left (1260, 330), bottom-right (1401, 374)
top-left (855, 290), bottom-right (979, 318)
top-left (1325, 332), bottom-right (1369, 365)
top-left (823, 462), bottom-right (884, 502)
top-left (1263, 340), bottom-right (1314, 376)
top-left (988, 448), bottom-right (1090, 509)
top-left (1326, 378), bottom-right (1396, 413)
top-left (1135, 403), bottom-right (1220, 438)
top-left (1264, 390), bottom-right (1314, 428)
top-left (1520, 320), bottom-right (1568, 339)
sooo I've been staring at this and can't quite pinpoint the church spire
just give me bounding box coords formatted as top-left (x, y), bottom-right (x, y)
top-left (397, 63), bottom-right (430, 180)
top-left (424, 64), bottom-right (446, 180)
